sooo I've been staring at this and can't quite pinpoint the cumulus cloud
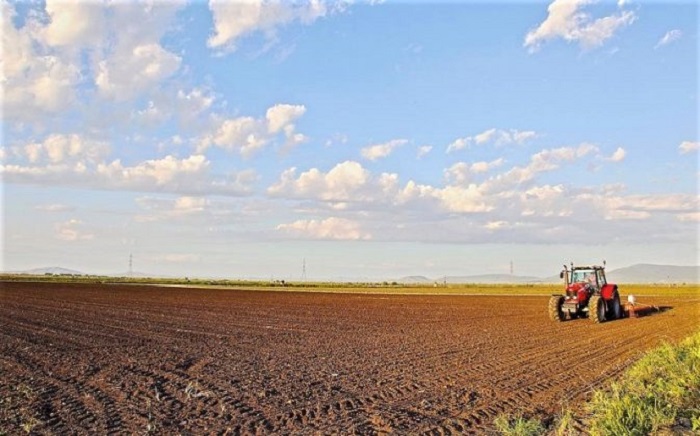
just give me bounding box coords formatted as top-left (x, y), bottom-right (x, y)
top-left (199, 103), bottom-right (308, 156)
top-left (15, 134), bottom-right (109, 164)
top-left (679, 141), bottom-right (699, 154)
top-left (655, 29), bottom-right (682, 49)
top-left (96, 43), bottom-right (181, 101)
top-left (361, 139), bottom-right (408, 161)
top-left (524, 0), bottom-right (636, 52)
top-left (606, 147), bottom-right (626, 162)
top-left (277, 217), bottom-right (371, 240)
top-left (268, 161), bottom-right (374, 202)
top-left (208, 0), bottom-right (328, 52)
top-left (35, 204), bottom-right (75, 213)
top-left (444, 159), bottom-right (504, 186)
top-left (55, 219), bottom-right (94, 241)
top-left (446, 138), bottom-right (470, 154)
top-left (267, 144), bottom-right (695, 245)
top-left (417, 145), bottom-right (433, 158)
top-left (2, 0), bottom-right (186, 122)
top-left (2, 2), bottom-right (82, 118)
top-left (446, 128), bottom-right (536, 153)
top-left (40, 0), bottom-right (106, 48)
top-left (2, 141), bottom-right (257, 197)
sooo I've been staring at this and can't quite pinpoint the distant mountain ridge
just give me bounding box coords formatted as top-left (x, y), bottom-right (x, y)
top-left (6, 264), bottom-right (699, 284)
top-left (21, 267), bottom-right (84, 275)
top-left (399, 264), bottom-right (699, 284)
top-left (606, 264), bottom-right (698, 284)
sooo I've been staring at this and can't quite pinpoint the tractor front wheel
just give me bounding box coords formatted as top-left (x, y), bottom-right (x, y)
top-left (548, 295), bottom-right (565, 322)
top-left (589, 295), bottom-right (606, 323)
top-left (608, 292), bottom-right (622, 320)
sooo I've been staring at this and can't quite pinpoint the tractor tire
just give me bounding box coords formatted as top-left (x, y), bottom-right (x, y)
top-left (589, 295), bottom-right (606, 323)
top-left (548, 295), bottom-right (565, 322)
top-left (608, 292), bottom-right (622, 320)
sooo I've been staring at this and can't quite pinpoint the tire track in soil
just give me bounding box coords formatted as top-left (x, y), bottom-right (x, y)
top-left (1, 281), bottom-right (698, 434)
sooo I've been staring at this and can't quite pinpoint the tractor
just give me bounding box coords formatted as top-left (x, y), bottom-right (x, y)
top-left (549, 262), bottom-right (622, 323)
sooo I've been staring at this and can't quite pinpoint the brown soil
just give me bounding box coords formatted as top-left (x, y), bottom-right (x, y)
top-left (1, 282), bottom-right (698, 435)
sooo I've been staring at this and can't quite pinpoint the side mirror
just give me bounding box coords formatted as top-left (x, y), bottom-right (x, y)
top-left (559, 271), bottom-right (564, 279)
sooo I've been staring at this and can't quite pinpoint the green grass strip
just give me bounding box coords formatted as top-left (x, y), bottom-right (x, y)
top-left (587, 330), bottom-right (700, 435)
top-left (495, 330), bottom-right (700, 435)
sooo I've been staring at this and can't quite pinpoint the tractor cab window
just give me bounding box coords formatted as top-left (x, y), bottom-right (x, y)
top-left (572, 269), bottom-right (597, 286)
top-left (572, 270), bottom-right (589, 283)
top-left (597, 270), bottom-right (606, 287)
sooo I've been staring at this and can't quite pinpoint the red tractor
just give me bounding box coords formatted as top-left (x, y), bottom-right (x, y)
top-left (549, 262), bottom-right (622, 323)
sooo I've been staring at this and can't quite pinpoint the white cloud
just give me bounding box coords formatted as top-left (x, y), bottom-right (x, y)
top-left (2, 0), bottom-right (186, 122)
top-left (2, 149), bottom-right (257, 197)
top-left (96, 43), bottom-right (181, 101)
top-left (268, 161), bottom-right (373, 202)
top-left (446, 128), bottom-right (536, 153)
top-left (445, 159), bottom-right (504, 186)
top-left (277, 217), bottom-right (371, 240)
top-left (41, 0), bottom-right (106, 47)
top-left (174, 196), bottom-right (209, 213)
top-left (176, 88), bottom-right (215, 119)
top-left (482, 143), bottom-right (598, 193)
top-left (679, 141), bottom-right (699, 154)
top-left (446, 137), bottom-right (471, 153)
top-left (55, 219), bottom-right (94, 241)
top-left (471, 158), bottom-right (505, 174)
top-left (417, 145), bottom-right (433, 158)
top-left (607, 147), bottom-right (626, 162)
top-left (655, 29), bottom-right (682, 49)
top-left (208, 0), bottom-right (328, 52)
top-left (161, 254), bottom-right (202, 263)
top-left (474, 128), bottom-right (497, 145)
top-left (1, 2), bottom-right (82, 117)
top-left (200, 103), bottom-right (308, 156)
top-left (18, 134), bottom-right (109, 164)
top-left (361, 139), bottom-right (408, 161)
top-left (35, 204), bottom-right (75, 213)
top-left (267, 104), bottom-right (306, 133)
top-left (524, 0), bottom-right (636, 52)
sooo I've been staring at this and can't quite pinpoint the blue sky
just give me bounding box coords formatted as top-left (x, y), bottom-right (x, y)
top-left (2, 0), bottom-right (698, 280)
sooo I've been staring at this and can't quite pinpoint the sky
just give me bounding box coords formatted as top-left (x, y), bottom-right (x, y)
top-left (1, 0), bottom-right (698, 280)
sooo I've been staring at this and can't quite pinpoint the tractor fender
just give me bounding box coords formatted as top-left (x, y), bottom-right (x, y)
top-left (601, 284), bottom-right (617, 301)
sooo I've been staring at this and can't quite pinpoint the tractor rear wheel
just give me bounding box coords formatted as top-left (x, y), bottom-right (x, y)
top-left (608, 292), bottom-right (622, 320)
top-left (548, 295), bottom-right (565, 321)
top-left (589, 295), bottom-right (606, 323)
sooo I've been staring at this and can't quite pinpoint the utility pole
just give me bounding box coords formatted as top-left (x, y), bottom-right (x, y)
top-left (128, 253), bottom-right (133, 278)
top-left (301, 258), bottom-right (307, 282)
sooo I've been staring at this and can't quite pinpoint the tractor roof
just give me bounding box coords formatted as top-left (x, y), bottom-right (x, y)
top-left (571, 265), bottom-right (605, 270)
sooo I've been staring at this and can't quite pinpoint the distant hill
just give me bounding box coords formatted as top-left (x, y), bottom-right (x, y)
top-left (398, 276), bottom-right (432, 284)
top-left (399, 274), bottom-right (543, 284)
top-left (20, 267), bottom-right (84, 275)
top-left (6, 263), bottom-right (698, 284)
top-left (607, 264), bottom-right (699, 284)
top-left (445, 274), bottom-right (543, 284)
top-left (399, 264), bottom-right (699, 285)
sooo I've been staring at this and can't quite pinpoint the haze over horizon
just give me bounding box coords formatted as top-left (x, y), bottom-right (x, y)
top-left (2, 0), bottom-right (698, 280)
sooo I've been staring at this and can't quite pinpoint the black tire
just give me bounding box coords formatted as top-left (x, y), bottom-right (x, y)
top-left (589, 295), bottom-right (606, 323)
top-left (549, 295), bottom-right (565, 321)
top-left (608, 292), bottom-right (622, 320)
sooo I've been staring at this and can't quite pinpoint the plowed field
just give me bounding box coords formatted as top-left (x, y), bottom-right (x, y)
top-left (1, 282), bottom-right (698, 434)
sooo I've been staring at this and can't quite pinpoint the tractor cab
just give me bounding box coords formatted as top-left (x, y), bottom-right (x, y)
top-left (561, 264), bottom-right (607, 294)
